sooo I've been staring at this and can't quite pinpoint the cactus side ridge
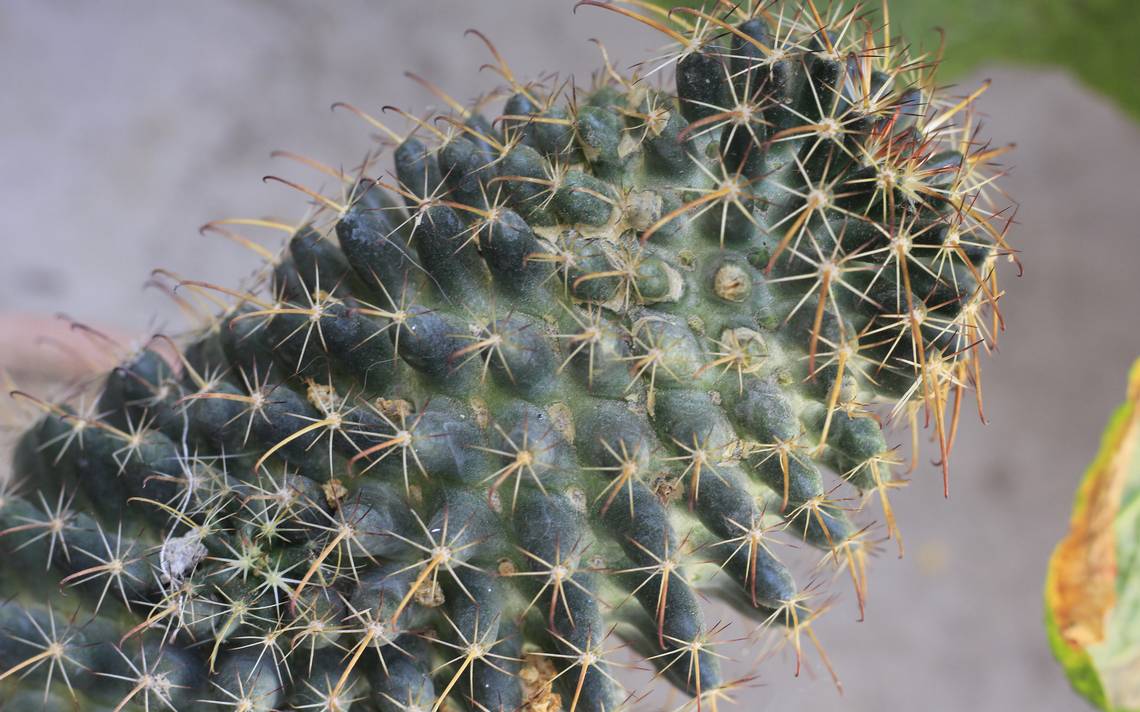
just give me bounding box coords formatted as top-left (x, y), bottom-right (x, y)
top-left (1, 1), bottom-right (1015, 710)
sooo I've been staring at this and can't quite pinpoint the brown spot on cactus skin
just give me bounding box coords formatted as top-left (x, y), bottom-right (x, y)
top-left (713, 263), bottom-right (750, 302)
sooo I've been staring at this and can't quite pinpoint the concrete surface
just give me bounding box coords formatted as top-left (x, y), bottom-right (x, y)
top-left (3, 2), bottom-right (1140, 710)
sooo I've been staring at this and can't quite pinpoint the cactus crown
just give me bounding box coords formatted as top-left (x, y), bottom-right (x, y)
top-left (3, 1), bottom-right (1014, 710)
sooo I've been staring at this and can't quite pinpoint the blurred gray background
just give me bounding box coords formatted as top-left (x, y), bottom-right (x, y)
top-left (2, 2), bottom-right (1139, 710)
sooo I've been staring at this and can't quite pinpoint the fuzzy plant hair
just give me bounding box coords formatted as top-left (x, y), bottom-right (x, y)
top-left (1, 1), bottom-right (1015, 710)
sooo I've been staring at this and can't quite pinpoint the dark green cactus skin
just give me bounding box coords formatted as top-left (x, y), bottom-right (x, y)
top-left (2, 3), bottom-right (1011, 710)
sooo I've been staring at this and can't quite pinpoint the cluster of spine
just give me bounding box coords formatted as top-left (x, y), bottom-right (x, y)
top-left (2, 2), bottom-right (1014, 710)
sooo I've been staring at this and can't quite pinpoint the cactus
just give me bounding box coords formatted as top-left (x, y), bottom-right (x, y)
top-left (2, 2), bottom-right (1014, 710)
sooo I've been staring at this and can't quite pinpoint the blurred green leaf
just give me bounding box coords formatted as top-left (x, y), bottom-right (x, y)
top-left (1045, 358), bottom-right (1140, 711)
top-left (655, 0), bottom-right (1140, 119)
top-left (880, 0), bottom-right (1140, 120)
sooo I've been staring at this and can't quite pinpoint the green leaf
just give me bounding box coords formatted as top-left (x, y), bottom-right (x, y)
top-left (876, 0), bottom-right (1140, 121)
top-left (1045, 358), bottom-right (1140, 711)
top-left (653, 1), bottom-right (1140, 119)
